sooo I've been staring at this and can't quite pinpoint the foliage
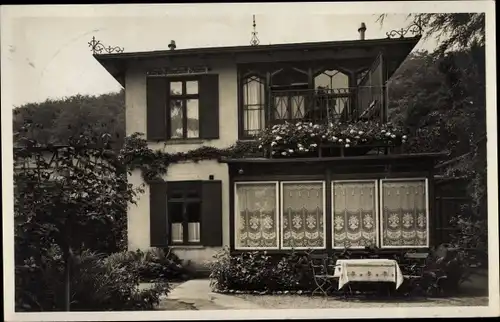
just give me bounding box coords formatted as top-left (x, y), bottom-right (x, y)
top-left (120, 133), bottom-right (262, 181)
top-left (258, 121), bottom-right (406, 157)
top-left (13, 91), bottom-right (125, 149)
top-left (209, 247), bottom-right (475, 298)
top-left (16, 250), bottom-right (170, 312)
top-left (377, 13), bottom-right (485, 56)
top-left (113, 248), bottom-right (192, 282)
top-left (209, 248), bottom-right (314, 294)
top-left (14, 124), bottom-right (143, 310)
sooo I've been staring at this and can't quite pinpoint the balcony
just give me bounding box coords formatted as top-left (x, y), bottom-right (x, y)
top-left (269, 86), bottom-right (384, 125)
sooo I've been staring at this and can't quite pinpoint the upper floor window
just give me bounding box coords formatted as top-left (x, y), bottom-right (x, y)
top-left (146, 74), bottom-right (219, 141)
top-left (169, 80), bottom-right (200, 139)
top-left (241, 75), bottom-right (266, 138)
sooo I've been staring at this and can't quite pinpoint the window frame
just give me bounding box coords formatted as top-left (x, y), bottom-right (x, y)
top-left (234, 181), bottom-right (280, 250)
top-left (379, 177), bottom-right (430, 249)
top-left (167, 76), bottom-right (201, 140)
top-left (280, 180), bottom-right (327, 250)
top-left (331, 179), bottom-right (379, 250)
top-left (239, 74), bottom-right (267, 139)
top-left (167, 182), bottom-right (202, 246)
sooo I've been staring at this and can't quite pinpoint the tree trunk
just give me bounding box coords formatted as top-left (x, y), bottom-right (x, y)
top-left (63, 245), bottom-right (72, 311)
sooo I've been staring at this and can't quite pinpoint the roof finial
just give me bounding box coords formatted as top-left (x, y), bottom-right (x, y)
top-left (250, 14), bottom-right (260, 46)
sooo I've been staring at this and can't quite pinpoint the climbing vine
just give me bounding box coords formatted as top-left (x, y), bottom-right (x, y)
top-left (120, 121), bottom-right (407, 182)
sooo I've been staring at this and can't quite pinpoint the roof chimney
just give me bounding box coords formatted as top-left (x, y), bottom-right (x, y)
top-left (168, 40), bottom-right (176, 50)
top-left (358, 22), bottom-right (367, 40)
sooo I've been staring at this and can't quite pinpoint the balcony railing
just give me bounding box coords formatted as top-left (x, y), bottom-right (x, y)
top-left (269, 86), bottom-right (384, 124)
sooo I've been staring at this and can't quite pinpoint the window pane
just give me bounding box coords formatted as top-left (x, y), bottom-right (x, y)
top-left (168, 202), bottom-right (184, 243)
top-left (244, 105), bottom-right (264, 136)
top-left (168, 202), bottom-right (183, 223)
top-left (186, 99), bottom-right (199, 138)
top-left (170, 82), bottom-right (183, 95)
top-left (186, 81), bottom-right (198, 95)
top-left (332, 181), bottom-right (377, 248)
top-left (290, 95), bottom-right (305, 119)
top-left (170, 99), bottom-right (184, 138)
top-left (188, 222), bottom-right (200, 242)
top-left (282, 182), bottom-right (324, 248)
top-left (171, 223), bottom-right (183, 243)
top-left (381, 180), bottom-right (428, 247)
top-left (186, 203), bottom-right (201, 242)
top-left (186, 202), bottom-right (200, 222)
top-left (235, 183), bottom-right (278, 249)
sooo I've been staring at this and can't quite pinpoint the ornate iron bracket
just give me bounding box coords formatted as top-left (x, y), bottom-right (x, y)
top-left (386, 22), bottom-right (423, 39)
top-left (88, 36), bottom-right (124, 54)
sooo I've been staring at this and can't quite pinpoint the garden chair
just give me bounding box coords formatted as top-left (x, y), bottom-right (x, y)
top-left (309, 253), bottom-right (335, 296)
top-left (403, 250), bottom-right (429, 279)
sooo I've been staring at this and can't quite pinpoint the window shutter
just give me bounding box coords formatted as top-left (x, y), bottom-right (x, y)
top-left (146, 77), bottom-right (168, 141)
top-left (149, 181), bottom-right (169, 247)
top-left (201, 180), bottom-right (223, 246)
top-left (199, 74), bottom-right (220, 139)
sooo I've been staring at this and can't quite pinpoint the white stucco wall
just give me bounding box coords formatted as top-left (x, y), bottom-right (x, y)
top-left (125, 61), bottom-right (237, 268)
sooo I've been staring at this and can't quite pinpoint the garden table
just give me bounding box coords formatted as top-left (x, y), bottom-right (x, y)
top-left (333, 259), bottom-right (404, 290)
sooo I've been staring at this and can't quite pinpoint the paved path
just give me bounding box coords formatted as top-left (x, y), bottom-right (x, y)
top-left (146, 275), bottom-right (489, 311)
top-left (166, 279), bottom-right (263, 310)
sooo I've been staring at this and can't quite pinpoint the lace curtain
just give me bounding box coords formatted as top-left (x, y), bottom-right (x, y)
top-left (332, 181), bottom-right (377, 248)
top-left (381, 180), bottom-right (427, 247)
top-left (235, 183), bottom-right (278, 248)
top-left (282, 182), bottom-right (324, 248)
top-left (243, 77), bottom-right (265, 135)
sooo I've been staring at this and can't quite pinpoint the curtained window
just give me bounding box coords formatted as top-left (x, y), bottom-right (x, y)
top-left (235, 182), bottom-right (279, 249)
top-left (233, 178), bottom-right (429, 250)
top-left (242, 76), bottom-right (266, 137)
top-left (381, 179), bottom-right (428, 247)
top-left (281, 182), bottom-right (325, 249)
top-left (332, 181), bottom-right (377, 248)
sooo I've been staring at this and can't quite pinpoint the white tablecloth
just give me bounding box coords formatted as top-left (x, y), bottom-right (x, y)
top-left (333, 259), bottom-right (404, 290)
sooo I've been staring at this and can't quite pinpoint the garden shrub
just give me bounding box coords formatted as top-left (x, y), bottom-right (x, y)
top-left (131, 248), bottom-right (191, 282)
top-left (16, 250), bottom-right (170, 312)
top-left (209, 247), bottom-right (315, 294)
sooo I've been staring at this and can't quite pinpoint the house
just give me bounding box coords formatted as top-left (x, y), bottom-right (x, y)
top-left (93, 22), bottom-right (445, 270)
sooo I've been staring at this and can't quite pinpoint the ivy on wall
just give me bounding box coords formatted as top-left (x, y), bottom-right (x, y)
top-left (121, 121), bottom-right (407, 182)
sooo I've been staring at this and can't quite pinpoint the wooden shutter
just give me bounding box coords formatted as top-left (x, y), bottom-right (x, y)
top-left (146, 77), bottom-right (168, 141)
top-left (201, 180), bottom-right (223, 246)
top-left (199, 74), bottom-right (220, 139)
top-left (149, 181), bottom-right (168, 247)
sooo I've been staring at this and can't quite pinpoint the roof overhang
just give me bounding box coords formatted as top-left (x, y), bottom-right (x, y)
top-left (94, 36), bottom-right (421, 87)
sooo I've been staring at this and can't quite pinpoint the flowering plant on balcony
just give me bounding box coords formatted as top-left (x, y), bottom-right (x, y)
top-left (257, 121), bottom-right (407, 157)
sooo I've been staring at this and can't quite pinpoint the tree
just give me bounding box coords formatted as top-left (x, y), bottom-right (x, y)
top-left (382, 14), bottom-right (487, 265)
top-left (377, 13), bottom-right (485, 56)
top-left (13, 91), bottom-right (126, 149)
top-left (14, 123), bottom-right (142, 311)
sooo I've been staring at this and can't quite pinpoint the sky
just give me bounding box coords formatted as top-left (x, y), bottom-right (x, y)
top-left (1, 4), bottom-right (447, 110)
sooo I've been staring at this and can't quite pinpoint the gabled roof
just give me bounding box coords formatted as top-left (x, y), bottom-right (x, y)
top-left (94, 36), bottom-right (421, 86)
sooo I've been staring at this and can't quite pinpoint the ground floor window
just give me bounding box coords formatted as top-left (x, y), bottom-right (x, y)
top-left (281, 182), bottom-right (325, 249)
top-left (168, 182), bottom-right (201, 245)
top-left (332, 180), bottom-right (378, 248)
top-left (234, 178), bottom-right (429, 250)
top-left (380, 179), bottom-right (428, 247)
